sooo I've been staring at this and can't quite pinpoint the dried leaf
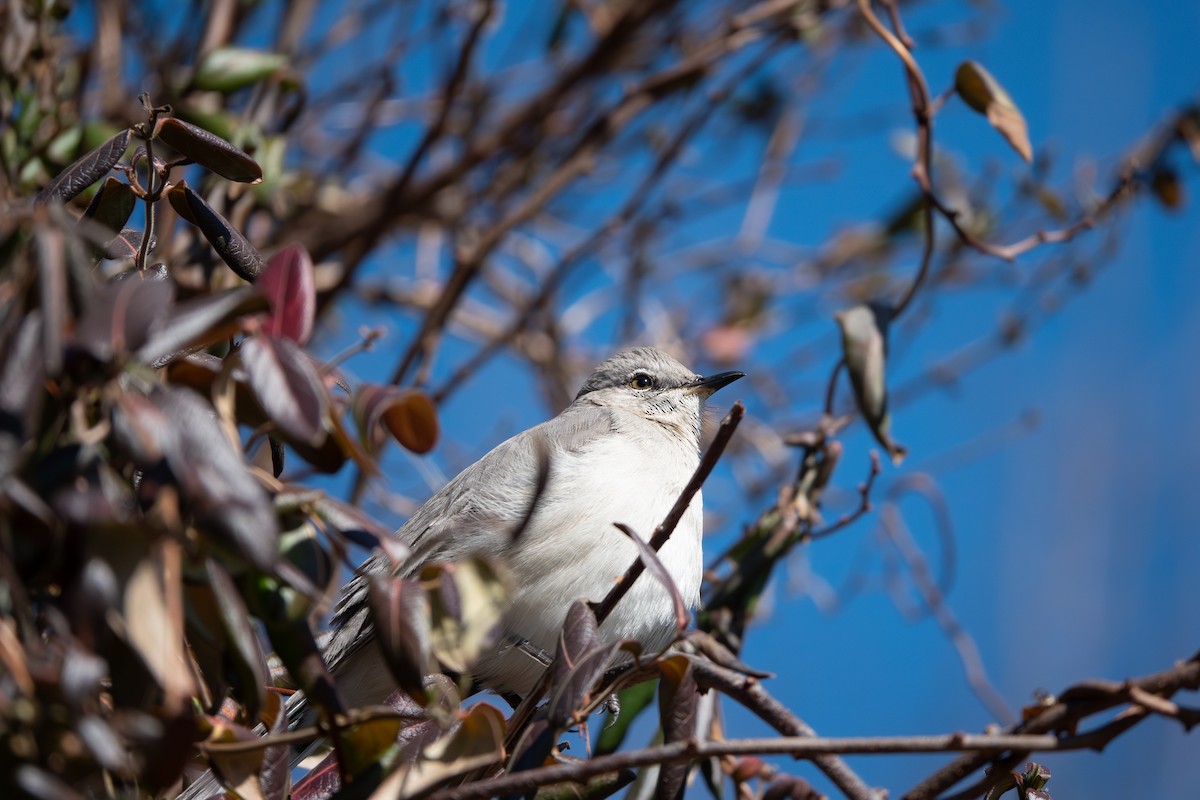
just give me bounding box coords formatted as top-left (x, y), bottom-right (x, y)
top-left (258, 243), bottom-right (316, 345)
top-left (370, 703), bottom-right (506, 799)
top-left (367, 575), bottom-right (431, 702)
top-left (954, 60), bottom-right (1032, 163)
top-left (194, 46), bottom-right (287, 93)
top-left (835, 303), bottom-right (907, 465)
top-left (35, 128), bottom-right (131, 204)
top-left (155, 117), bottom-right (263, 183)
top-left (122, 538), bottom-right (194, 710)
top-left (336, 715), bottom-right (406, 779)
top-left (354, 384), bottom-right (440, 455)
top-left (241, 334), bottom-right (329, 448)
top-left (169, 180), bottom-right (265, 280)
top-left (423, 557), bottom-right (509, 675)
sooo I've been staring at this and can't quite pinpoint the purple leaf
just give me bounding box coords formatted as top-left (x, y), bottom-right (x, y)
top-left (206, 558), bottom-right (269, 719)
top-left (35, 128), bottom-right (131, 204)
top-left (138, 286), bottom-right (268, 366)
top-left (258, 243), bottom-right (315, 344)
top-left (149, 384), bottom-right (279, 571)
top-left (367, 575), bottom-right (431, 702)
top-left (241, 334), bottom-right (329, 448)
top-left (73, 277), bottom-right (175, 363)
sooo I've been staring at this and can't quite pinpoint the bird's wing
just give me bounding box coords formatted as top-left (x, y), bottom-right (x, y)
top-left (322, 405), bottom-right (612, 679)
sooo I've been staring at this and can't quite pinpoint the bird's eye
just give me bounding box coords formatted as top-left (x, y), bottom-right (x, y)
top-left (630, 372), bottom-right (653, 390)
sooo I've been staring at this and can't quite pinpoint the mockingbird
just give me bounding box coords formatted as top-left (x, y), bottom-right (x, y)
top-left (324, 346), bottom-right (744, 705)
top-left (181, 347), bottom-right (742, 799)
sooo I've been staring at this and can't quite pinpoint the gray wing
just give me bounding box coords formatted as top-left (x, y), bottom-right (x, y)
top-left (321, 405), bottom-right (612, 682)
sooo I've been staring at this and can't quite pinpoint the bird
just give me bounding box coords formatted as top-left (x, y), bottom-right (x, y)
top-left (322, 346), bottom-right (744, 706)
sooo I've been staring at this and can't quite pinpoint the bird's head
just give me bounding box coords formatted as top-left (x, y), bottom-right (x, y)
top-left (574, 347), bottom-right (744, 441)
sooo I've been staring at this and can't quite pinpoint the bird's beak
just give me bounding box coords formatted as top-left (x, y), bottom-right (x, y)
top-left (688, 370), bottom-right (745, 397)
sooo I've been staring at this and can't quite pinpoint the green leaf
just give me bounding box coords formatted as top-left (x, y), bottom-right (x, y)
top-left (194, 47), bottom-right (287, 93)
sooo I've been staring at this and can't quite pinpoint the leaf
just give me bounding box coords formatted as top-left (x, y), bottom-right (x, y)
top-left (168, 180), bottom-right (265, 281)
top-left (150, 384), bottom-right (280, 571)
top-left (111, 390), bottom-right (180, 466)
top-left (138, 286), bottom-right (269, 366)
top-left (35, 128), bottom-right (131, 204)
top-left (954, 61), bottom-right (1032, 163)
top-left (0, 311), bottom-right (46, 475)
top-left (835, 303), bottom-right (907, 465)
top-left (532, 766), bottom-right (637, 800)
top-left (205, 718), bottom-right (272, 800)
top-left (259, 700), bottom-right (292, 800)
top-left (73, 276), bottom-right (175, 363)
top-left (1151, 166), bottom-right (1184, 210)
top-left (423, 557), bottom-right (509, 675)
top-left (258, 243), bottom-right (315, 344)
top-left (101, 227), bottom-right (153, 260)
top-left (370, 703), bottom-right (506, 799)
top-left (155, 116), bottom-right (263, 183)
top-left (80, 176), bottom-right (136, 238)
top-left (613, 523), bottom-right (689, 633)
top-left (206, 558), bottom-right (269, 720)
top-left (121, 537), bottom-right (195, 710)
top-left (655, 655), bottom-right (698, 800)
top-left (367, 575), bottom-right (432, 702)
top-left (546, 640), bottom-right (624, 730)
top-left (194, 46), bottom-right (287, 93)
top-left (353, 384), bottom-right (440, 455)
top-left (14, 766), bottom-right (87, 800)
top-left (337, 715), bottom-right (406, 780)
top-left (310, 493), bottom-right (408, 565)
top-left (241, 334), bottom-right (329, 447)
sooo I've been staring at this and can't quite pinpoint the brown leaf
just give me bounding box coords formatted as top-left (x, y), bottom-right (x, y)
top-left (354, 385), bottom-right (440, 455)
top-left (122, 538), bottom-right (194, 711)
top-left (155, 116), bottom-right (263, 183)
top-left (371, 703), bottom-right (506, 799)
top-left (955, 60), bottom-right (1032, 164)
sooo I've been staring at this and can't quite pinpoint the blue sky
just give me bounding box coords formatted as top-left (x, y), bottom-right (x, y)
top-left (295, 1), bottom-right (1200, 796)
top-left (66, 0), bottom-right (1196, 794)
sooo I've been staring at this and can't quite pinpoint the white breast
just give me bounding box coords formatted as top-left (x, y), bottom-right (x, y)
top-left (473, 426), bottom-right (704, 696)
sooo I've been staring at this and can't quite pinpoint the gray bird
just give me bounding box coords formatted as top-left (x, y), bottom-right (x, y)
top-left (324, 346), bottom-right (744, 705)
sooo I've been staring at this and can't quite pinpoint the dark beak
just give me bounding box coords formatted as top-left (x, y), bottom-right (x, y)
top-left (689, 370), bottom-right (745, 397)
